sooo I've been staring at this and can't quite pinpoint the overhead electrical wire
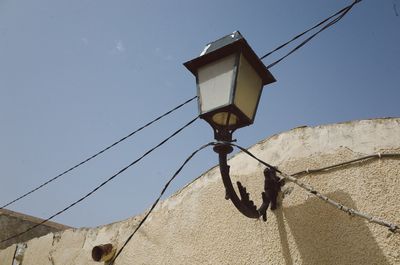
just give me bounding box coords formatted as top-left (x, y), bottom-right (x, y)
top-left (259, 3), bottom-right (354, 60)
top-left (0, 116), bottom-right (199, 244)
top-left (0, 96), bottom-right (197, 210)
top-left (261, 0), bottom-right (362, 68)
top-left (109, 142), bottom-right (214, 265)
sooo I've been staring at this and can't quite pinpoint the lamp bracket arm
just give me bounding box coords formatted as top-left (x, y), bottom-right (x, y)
top-left (216, 146), bottom-right (283, 221)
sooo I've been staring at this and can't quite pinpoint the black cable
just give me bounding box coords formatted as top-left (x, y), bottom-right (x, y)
top-left (224, 142), bottom-right (399, 233)
top-left (263, 0), bottom-right (362, 69)
top-left (259, 4), bottom-right (352, 60)
top-left (0, 96), bottom-right (197, 210)
top-left (110, 143), bottom-right (400, 263)
top-left (0, 116), bottom-right (199, 244)
top-left (266, 3), bottom-right (353, 69)
top-left (225, 142), bottom-right (400, 177)
top-left (109, 142), bottom-right (214, 265)
top-left (292, 153), bottom-right (400, 177)
top-left (221, 142), bottom-right (282, 174)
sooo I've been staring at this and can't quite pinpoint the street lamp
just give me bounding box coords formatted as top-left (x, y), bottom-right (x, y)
top-left (184, 31), bottom-right (275, 142)
top-left (184, 31), bottom-right (280, 220)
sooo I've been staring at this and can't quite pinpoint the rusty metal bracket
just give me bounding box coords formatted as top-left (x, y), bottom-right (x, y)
top-left (214, 140), bottom-right (283, 221)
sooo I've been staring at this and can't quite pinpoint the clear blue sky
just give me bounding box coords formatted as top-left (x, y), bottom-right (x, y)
top-left (0, 0), bottom-right (399, 228)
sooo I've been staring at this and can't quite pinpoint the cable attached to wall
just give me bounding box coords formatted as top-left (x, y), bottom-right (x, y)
top-left (108, 142), bottom-right (399, 263)
top-left (261, 0), bottom-right (362, 69)
top-left (0, 96), bottom-right (196, 210)
top-left (281, 169), bottom-right (400, 233)
top-left (0, 116), bottom-right (199, 244)
top-left (292, 153), bottom-right (400, 177)
top-left (109, 142), bottom-right (214, 265)
top-left (224, 142), bottom-right (399, 234)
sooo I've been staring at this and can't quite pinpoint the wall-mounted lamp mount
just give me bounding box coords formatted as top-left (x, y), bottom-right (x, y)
top-left (184, 31), bottom-right (282, 220)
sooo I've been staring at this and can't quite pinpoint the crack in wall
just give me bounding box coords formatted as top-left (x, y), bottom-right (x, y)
top-left (12, 243), bottom-right (27, 265)
top-left (52, 233), bottom-right (61, 246)
top-left (48, 253), bottom-right (55, 265)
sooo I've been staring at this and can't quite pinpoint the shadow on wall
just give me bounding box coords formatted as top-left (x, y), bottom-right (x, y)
top-left (277, 191), bottom-right (389, 265)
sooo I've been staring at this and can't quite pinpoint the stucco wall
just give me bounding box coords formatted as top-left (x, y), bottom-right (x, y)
top-left (1, 118), bottom-right (399, 265)
top-left (0, 209), bottom-right (70, 250)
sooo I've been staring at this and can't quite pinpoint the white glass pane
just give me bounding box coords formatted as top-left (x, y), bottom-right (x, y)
top-left (197, 54), bottom-right (236, 114)
top-left (234, 54), bottom-right (262, 120)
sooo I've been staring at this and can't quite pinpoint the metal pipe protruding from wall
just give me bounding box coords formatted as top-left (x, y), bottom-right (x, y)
top-left (92, 243), bottom-right (116, 262)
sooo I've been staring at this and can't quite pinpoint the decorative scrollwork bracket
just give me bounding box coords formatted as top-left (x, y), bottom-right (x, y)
top-left (213, 139), bottom-right (284, 221)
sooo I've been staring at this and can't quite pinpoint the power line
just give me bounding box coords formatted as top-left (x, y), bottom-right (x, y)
top-left (261, 0), bottom-right (362, 69)
top-left (0, 96), bottom-right (196, 210)
top-left (259, 3), bottom-right (352, 60)
top-left (226, 142), bottom-right (399, 234)
top-left (0, 116), bottom-right (199, 244)
top-left (266, 1), bottom-right (358, 68)
top-left (109, 142), bottom-right (213, 265)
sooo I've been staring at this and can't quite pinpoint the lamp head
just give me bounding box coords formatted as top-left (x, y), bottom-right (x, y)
top-left (184, 31), bottom-right (276, 136)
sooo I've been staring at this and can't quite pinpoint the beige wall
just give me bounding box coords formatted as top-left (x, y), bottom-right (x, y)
top-left (1, 118), bottom-right (399, 265)
top-left (0, 209), bottom-right (70, 250)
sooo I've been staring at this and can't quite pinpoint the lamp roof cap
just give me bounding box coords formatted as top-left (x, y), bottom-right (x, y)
top-left (184, 31), bottom-right (276, 86)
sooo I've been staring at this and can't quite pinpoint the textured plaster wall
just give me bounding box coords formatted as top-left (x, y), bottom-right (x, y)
top-left (0, 210), bottom-right (69, 250)
top-left (1, 118), bottom-right (399, 265)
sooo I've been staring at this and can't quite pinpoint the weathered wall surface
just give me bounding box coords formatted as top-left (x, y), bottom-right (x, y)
top-left (0, 209), bottom-right (70, 250)
top-left (1, 118), bottom-right (399, 265)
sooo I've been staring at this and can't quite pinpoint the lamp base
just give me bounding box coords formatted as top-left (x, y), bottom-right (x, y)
top-left (213, 143), bottom-right (233, 154)
top-left (212, 127), bottom-right (234, 154)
